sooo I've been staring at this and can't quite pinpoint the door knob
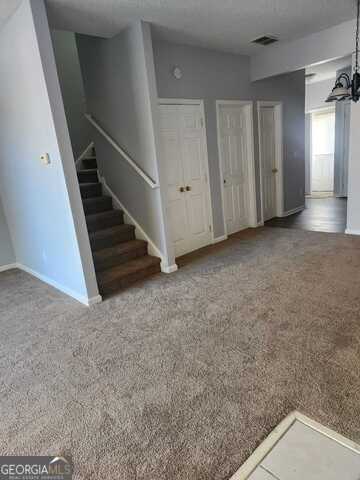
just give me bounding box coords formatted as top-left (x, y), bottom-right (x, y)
top-left (186, 186), bottom-right (191, 191)
top-left (223, 179), bottom-right (227, 184)
top-left (272, 168), bottom-right (278, 173)
top-left (179, 186), bottom-right (185, 192)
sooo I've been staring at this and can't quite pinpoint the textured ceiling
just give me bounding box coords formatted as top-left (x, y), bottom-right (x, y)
top-left (0, 0), bottom-right (357, 55)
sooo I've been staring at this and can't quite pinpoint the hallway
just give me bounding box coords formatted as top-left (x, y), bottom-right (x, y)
top-left (266, 197), bottom-right (347, 234)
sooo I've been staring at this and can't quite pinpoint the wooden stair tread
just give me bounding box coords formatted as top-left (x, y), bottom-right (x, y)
top-left (89, 223), bottom-right (135, 241)
top-left (82, 195), bottom-right (112, 208)
top-left (82, 195), bottom-right (112, 206)
top-left (82, 157), bottom-right (97, 170)
top-left (86, 209), bottom-right (123, 222)
top-left (86, 209), bottom-right (124, 233)
top-left (80, 182), bottom-right (100, 187)
top-left (80, 182), bottom-right (102, 199)
top-left (94, 240), bottom-right (147, 261)
top-left (78, 169), bottom-right (98, 183)
top-left (89, 224), bottom-right (135, 241)
top-left (89, 224), bottom-right (135, 251)
top-left (98, 255), bottom-right (161, 286)
top-left (82, 196), bottom-right (112, 215)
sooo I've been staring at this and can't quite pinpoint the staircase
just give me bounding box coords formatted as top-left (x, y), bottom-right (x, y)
top-left (78, 148), bottom-right (161, 296)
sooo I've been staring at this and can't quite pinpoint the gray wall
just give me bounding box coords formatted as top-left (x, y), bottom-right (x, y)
top-left (51, 29), bottom-right (92, 159)
top-left (0, 0), bottom-right (99, 302)
top-left (305, 78), bottom-right (335, 113)
top-left (153, 40), bottom-right (305, 235)
top-left (77, 22), bottom-right (171, 262)
top-left (0, 195), bottom-right (15, 267)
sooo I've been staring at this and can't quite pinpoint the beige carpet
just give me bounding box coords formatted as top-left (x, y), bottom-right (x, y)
top-left (1, 227), bottom-right (360, 480)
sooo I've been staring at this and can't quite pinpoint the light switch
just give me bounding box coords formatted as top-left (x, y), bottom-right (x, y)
top-left (40, 153), bottom-right (51, 165)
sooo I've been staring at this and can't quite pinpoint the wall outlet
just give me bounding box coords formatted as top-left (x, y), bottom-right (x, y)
top-left (40, 153), bottom-right (51, 165)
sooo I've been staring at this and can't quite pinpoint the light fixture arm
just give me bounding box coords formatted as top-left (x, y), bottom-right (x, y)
top-left (336, 73), bottom-right (351, 88)
top-left (326, 0), bottom-right (360, 103)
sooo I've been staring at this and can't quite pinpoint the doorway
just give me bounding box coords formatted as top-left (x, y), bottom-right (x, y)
top-left (216, 100), bottom-right (257, 235)
top-left (158, 100), bottom-right (213, 258)
top-left (258, 101), bottom-right (284, 222)
top-left (311, 108), bottom-right (335, 196)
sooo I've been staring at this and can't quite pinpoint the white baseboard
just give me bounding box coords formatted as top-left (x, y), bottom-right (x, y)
top-left (87, 295), bottom-right (103, 306)
top-left (76, 142), bottom-right (94, 170)
top-left (0, 263), bottom-right (17, 273)
top-left (280, 205), bottom-right (305, 217)
top-left (345, 228), bottom-right (360, 236)
top-left (213, 235), bottom-right (228, 244)
top-left (16, 263), bottom-right (101, 306)
top-left (161, 263), bottom-right (178, 274)
top-left (99, 175), bottom-right (173, 273)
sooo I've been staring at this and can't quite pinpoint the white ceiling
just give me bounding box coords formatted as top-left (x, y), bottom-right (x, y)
top-left (306, 56), bottom-right (353, 84)
top-left (1, 0), bottom-right (358, 55)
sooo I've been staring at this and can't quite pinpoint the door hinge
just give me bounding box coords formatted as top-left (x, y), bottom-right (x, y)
top-left (209, 225), bottom-right (212, 232)
top-left (200, 117), bottom-right (204, 128)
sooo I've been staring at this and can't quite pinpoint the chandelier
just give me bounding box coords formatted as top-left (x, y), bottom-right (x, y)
top-left (326, 0), bottom-right (360, 103)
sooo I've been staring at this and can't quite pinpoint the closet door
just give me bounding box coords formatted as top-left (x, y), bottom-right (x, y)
top-left (218, 104), bottom-right (250, 235)
top-left (180, 105), bottom-right (212, 252)
top-left (159, 105), bottom-right (189, 257)
top-left (159, 104), bottom-right (212, 257)
top-left (259, 106), bottom-right (277, 221)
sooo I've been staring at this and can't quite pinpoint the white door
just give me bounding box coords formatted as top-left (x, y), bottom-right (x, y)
top-left (259, 106), bottom-right (277, 221)
top-left (311, 110), bottom-right (335, 193)
top-left (159, 104), bottom-right (212, 257)
top-left (218, 104), bottom-right (251, 235)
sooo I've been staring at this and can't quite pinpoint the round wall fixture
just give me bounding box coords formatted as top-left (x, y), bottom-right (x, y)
top-left (173, 66), bottom-right (182, 79)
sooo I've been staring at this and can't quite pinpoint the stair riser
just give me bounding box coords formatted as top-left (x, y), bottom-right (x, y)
top-left (78, 171), bottom-right (98, 183)
top-left (83, 198), bottom-right (112, 215)
top-left (86, 212), bottom-right (124, 233)
top-left (90, 230), bottom-right (135, 251)
top-left (99, 263), bottom-right (160, 295)
top-left (82, 158), bottom-right (97, 169)
top-left (94, 245), bottom-right (148, 272)
top-left (80, 183), bottom-right (102, 199)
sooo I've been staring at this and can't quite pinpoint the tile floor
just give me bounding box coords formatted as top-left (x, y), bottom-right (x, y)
top-left (233, 414), bottom-right (360, 480)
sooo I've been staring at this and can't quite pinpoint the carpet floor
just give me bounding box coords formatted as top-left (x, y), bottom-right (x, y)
top-left (1, 227), bottom-right (360, 480)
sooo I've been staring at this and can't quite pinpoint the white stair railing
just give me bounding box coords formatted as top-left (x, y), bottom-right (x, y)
top-left (85, 114), bottom-right (159, 189)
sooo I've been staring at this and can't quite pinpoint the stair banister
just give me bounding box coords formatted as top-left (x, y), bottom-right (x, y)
top-left (85, 114), bottom-right (160, 189)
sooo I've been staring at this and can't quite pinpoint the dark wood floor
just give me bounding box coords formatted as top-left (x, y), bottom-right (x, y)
top-left (266, 196), bottom-right (347, 234)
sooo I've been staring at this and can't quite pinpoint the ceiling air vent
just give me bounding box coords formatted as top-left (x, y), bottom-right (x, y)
top-left (252, 35), bottom-right (278, 46)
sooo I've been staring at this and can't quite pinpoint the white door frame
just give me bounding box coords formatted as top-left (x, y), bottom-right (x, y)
top-left (158, 98), bottom-right (215, 248)
top-left (216, 100), bottom-right (258, 236)
top-left (257, 101), bottom-right (284, 223)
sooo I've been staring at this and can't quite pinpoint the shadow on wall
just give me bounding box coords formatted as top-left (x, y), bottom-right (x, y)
top-left (51, 29), bottom-right (93, 160)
